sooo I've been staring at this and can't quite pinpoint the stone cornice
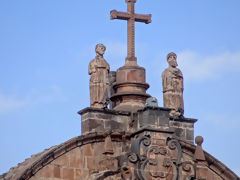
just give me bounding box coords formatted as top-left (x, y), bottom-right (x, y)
top-left (78, 107), bottom-right (131, 116)
top-left (0, 131), bottom-right (128, 180)
top-left (178, 139), bottom-right (240, 180)
top-left (1, 132), bottom-right (239, 180)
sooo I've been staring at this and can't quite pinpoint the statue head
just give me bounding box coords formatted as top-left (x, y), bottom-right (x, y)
top-left (95, 43), bottom-right (106, 56)
top-left (167, 52), bottom-right (178, 68)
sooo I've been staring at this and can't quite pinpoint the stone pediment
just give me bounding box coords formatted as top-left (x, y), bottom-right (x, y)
top-left (1, 129), bottom-right (238, 180)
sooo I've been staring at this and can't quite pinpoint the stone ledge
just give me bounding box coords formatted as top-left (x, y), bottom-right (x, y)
top-left (137, 106), bottom-right (172, 112)
top-left (78, 107), bottom-right (131, 116)
top-left (80, 108), bottom-right (131, 134)
top-left (130, 126), bottom-right (175, 137)
top-left (2, 133), bottom-right (239, 180)
top-left (169, 117), bottom-right (198, 123)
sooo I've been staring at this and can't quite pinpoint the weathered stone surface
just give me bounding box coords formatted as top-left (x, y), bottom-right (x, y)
top-left (129, 107), bottom-right (196, 143)
top-left (1, 131), bottom-right (239, 180)
top-left (62, 168), bottom-right (74, 180)
top-left (162, 52), bottom-right (184, 116)
top-left (103, 136), bottom-right (114, 155)
top-left (109, 71), bottom-right (116, 109)
top-left (111, 66), bottom-right (150, 112)
top-left (136, 107), bottom-right (169, 128)
top-left (169, 118), bottom-right (196, 142)
top-left (80, 108), bottom-right (130, 134)
top-left (145, 97), bottom-right (158, 107)
top-left (89, 43), bottom-right (110, 109)
top-left (82, 118), bottom-right (104, 133)
top-left (194, 136), bottom-right (206, 161)
top-left (53, 154), bottom-right (69, 167)
top-left (186, 129), bottom-right (194, 141)
top-left (36, 165), bottom-right (54, 178)
top-left (53, 166), bottom-right (61, 178)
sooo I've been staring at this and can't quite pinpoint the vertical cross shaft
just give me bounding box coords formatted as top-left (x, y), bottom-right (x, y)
top-left (110, 0), bottom-right (152, 66)
top-left (128, 1), bottom-right (136, 60)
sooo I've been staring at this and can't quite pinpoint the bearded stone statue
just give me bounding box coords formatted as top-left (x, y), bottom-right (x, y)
top-left (89, 44), bottom-right (110, 108)
top-left (162, 52), bottom-right (184, 116)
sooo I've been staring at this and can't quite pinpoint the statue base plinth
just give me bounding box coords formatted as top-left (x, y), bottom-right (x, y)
top-left (111, 64), bottom-right (150, 112)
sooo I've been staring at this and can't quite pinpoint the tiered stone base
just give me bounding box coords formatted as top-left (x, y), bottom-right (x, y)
top-left (111, 65), bottom-right (150, 112)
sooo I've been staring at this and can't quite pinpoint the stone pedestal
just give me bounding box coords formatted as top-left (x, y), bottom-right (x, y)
top-left (78, 108), bottom-right (131, 135)
top-left (132, 107), bottom-right (197, 143)
top-left (111, 65), bottom-right (150, 112)
top-left (79, 107), bottom-right (197, 143)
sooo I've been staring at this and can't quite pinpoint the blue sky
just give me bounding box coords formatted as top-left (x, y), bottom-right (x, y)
top-left (0, 0), bottom-right (240, 176)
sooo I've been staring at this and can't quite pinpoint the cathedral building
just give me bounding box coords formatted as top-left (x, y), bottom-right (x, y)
top-left (1, 1), bottom-right (239, 180)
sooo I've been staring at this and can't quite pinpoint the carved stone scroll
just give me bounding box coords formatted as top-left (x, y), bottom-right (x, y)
top-left (125, 135), bottom-right (197, 180)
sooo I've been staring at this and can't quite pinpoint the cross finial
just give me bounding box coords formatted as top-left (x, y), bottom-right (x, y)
top-left (111, 0), bottom-right (152, 66)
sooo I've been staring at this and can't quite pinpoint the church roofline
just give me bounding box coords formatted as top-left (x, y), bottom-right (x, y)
top-left (1, 132), bottom-right (239, 180)
top-left (0, 132), bottom-right (127, 180)
top-left (179, 139), bottom-right (240, 180)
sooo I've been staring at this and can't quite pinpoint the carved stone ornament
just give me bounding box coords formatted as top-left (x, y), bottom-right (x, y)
top-left (121, 162), bottom-right (133, 180)
top-left (145, 97), bottom-right (158, 107)
top-left (88, 169), bottom-right (119, 180)
top-left (89, 44), bottom-right (110, 108)
top-left (162, 52), bottom-right (184, 116)
top-left (125, 135), bottom-right (197, 180)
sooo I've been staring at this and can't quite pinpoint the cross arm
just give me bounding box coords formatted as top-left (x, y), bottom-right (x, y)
top-left (134, 14), bottom-right (152, 24)
top-left (110, 10), bottom-right (130, 20)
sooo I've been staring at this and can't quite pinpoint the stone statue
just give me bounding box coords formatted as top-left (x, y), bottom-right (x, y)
top-left (89, 44), bottom-right (110, 108)
top-left (162, 52), bottom-right (184, 116)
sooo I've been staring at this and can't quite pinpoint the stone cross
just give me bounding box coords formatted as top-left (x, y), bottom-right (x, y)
top-left (110, 0), bottom-right (152, 66)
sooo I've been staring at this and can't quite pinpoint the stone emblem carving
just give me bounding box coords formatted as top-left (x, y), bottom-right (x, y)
top-left (89, 44), bottom-right (110, 108)
top-left (88, 134), bottom-right (206, 180)
top-left (126, 135), bottom-right (196, 180)
top-left (162, 52), bottom-right (184, 116)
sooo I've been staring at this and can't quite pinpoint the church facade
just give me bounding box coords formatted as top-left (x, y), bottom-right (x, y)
top-left (1, 1), bottom-right (239, 180)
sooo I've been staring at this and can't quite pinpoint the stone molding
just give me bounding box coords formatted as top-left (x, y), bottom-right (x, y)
top-left (1, 132), bottom-right (239, 180)
top-left (0, 131), bottom-right (127, 180)
top-left (78, 107), bottom-right (131, 116)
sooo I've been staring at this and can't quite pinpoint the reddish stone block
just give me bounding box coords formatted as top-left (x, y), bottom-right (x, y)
top-left (75, 169), bottom-right (81, 178)
top-left (70, 154), bottom-right (84, 168)
top-left (35, 165), bottom-right (53, 178)
top-left (93, 143), bottom-right (104, 156)
top-left (28, 175), bottom-right (40, 180)
top-left (53, 166), bottom-right (61, 178)
top-left (127, 69), bottom-right (145, 82)
top-left (68, 148), bottom-right (84, 168)
top-left (62, 168), bottom-right (74, 180)
top-left (196, 166), bottom-right (209, 179)
top-left (83, 144), bottom-right (93, 156)
top-left (52, 154), bottom-right (69, 167)
top-left (75, 169), bottom-right (89, 180)
top-left (116, 70), bottom-right (126, 83)
top-left (99, 157), bottom-right (118, 171)
top-left (87, 157), bottom-right (97, 171)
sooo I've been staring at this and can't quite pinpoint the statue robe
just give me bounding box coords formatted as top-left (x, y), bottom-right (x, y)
top-left (89, 56), bottom-right (110, 108)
